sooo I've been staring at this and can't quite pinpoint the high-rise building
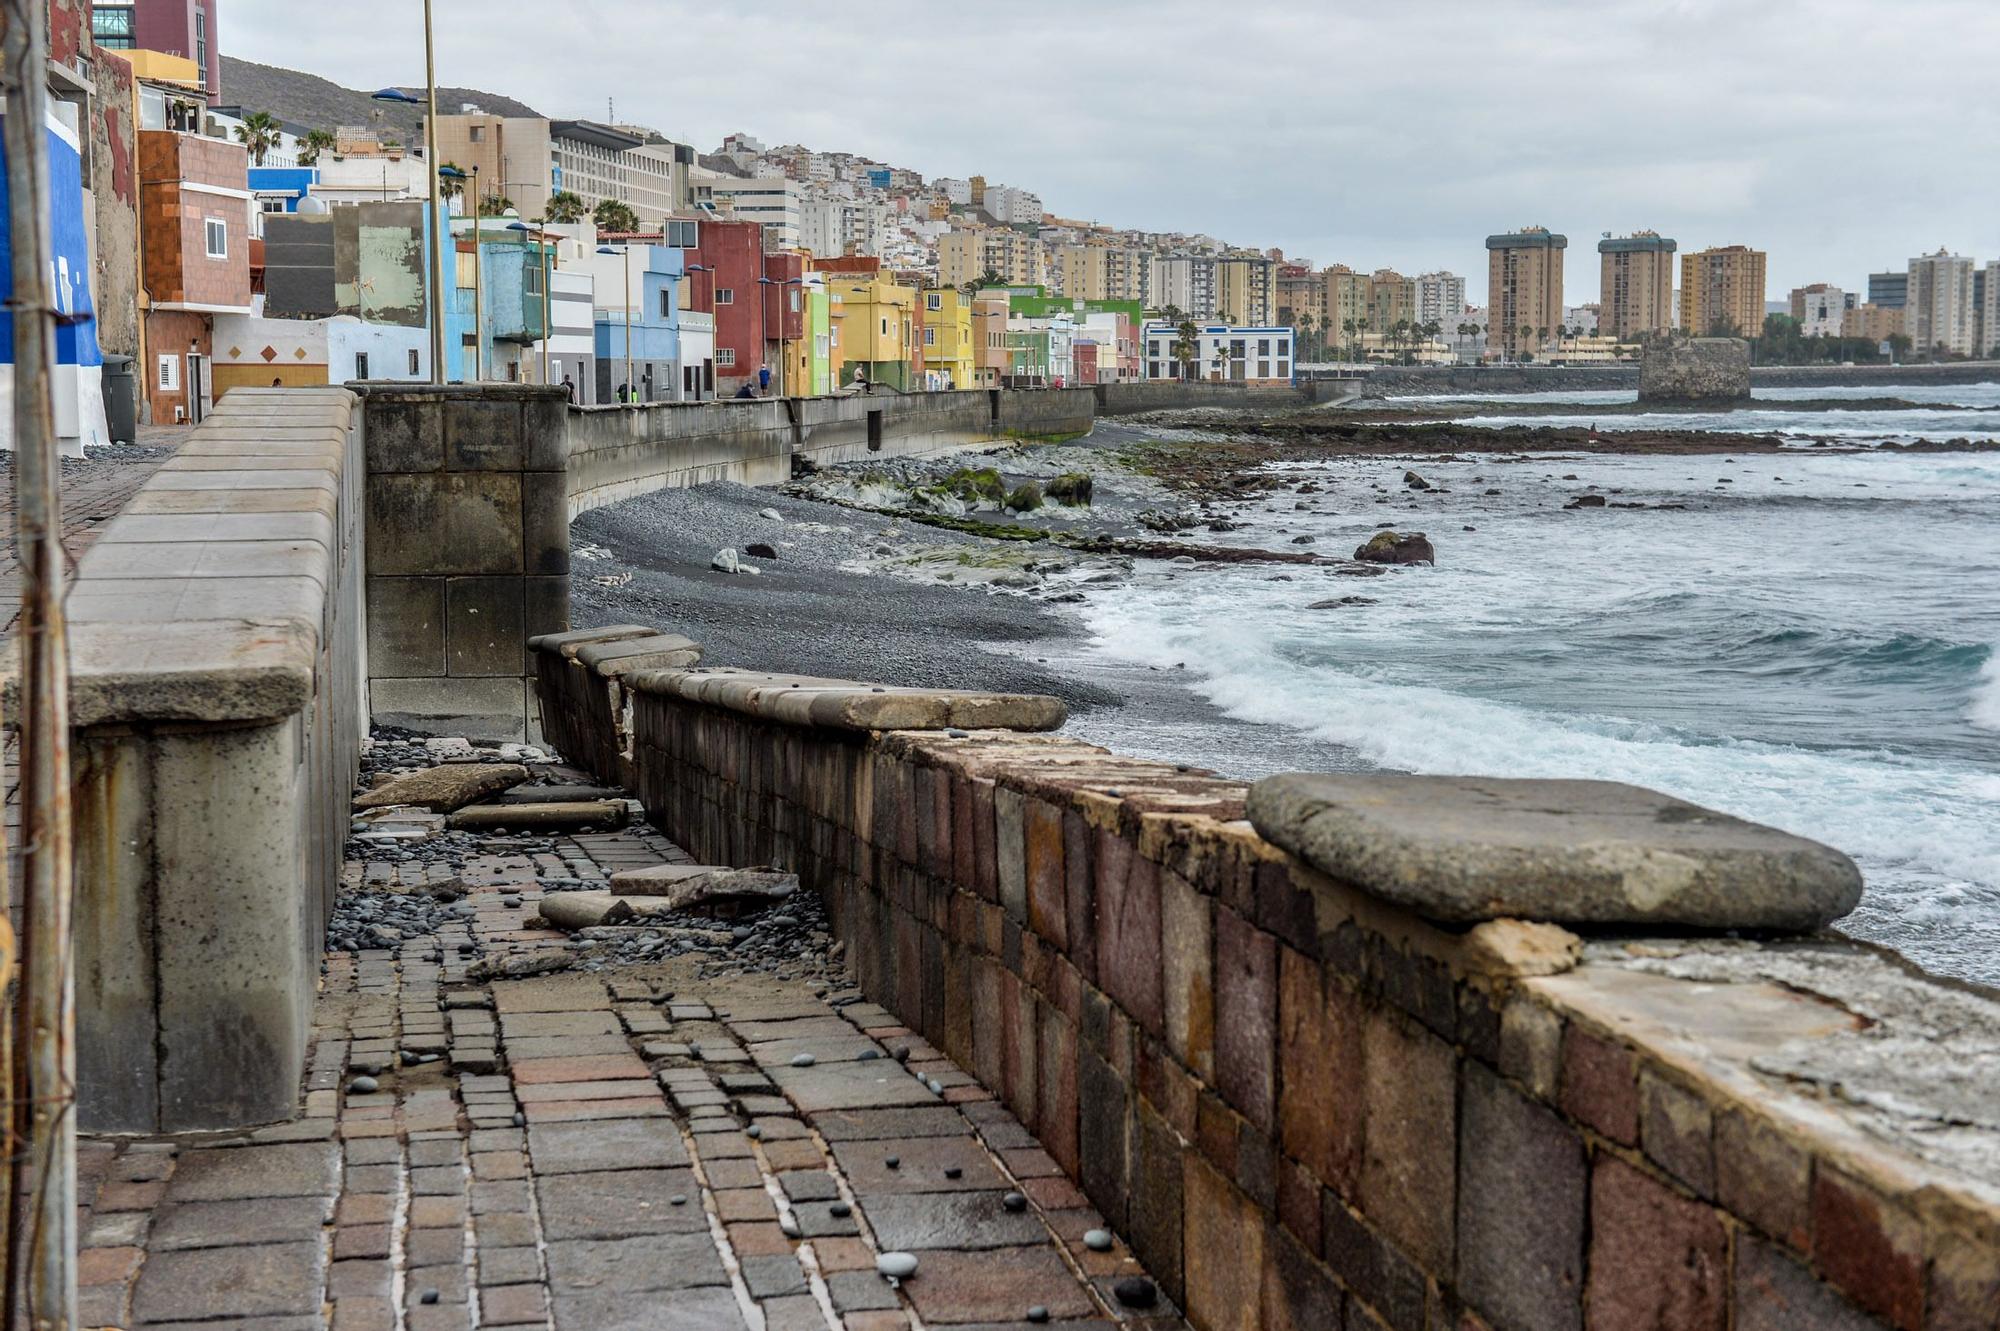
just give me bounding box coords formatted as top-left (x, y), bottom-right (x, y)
top-left (1597, 232), bottom-right (1676, 338)
top-left (1154, 255), bottom-right (1217, 319)
top-left (1788, 284), bottom-right (1849, 339)
top-left (1414, 271), bottom-right (1466, 327)
top-left (1868, 271), bottom-right (1909, 309)
top-left (1215, 254), bottom-right (1275, 325)
top-left (1365, 270), bottom-right (1415, 332)
top-left (1678, 245), bottom-right (1767, 338)
top-left (1485, 227), bottom-right (1566, 358)
top-left (1980, 262), bottom-right (2000, 359)
top-left (430, 116), bottom-right (689, 225)
top-left (938, 226), bottom-right (1046, 288)
top-left (1905, 249), bottom-right (1977, 357)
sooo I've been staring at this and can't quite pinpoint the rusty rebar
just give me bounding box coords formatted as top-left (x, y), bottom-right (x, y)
top-left (2, 0), bottom-right (78, 1325)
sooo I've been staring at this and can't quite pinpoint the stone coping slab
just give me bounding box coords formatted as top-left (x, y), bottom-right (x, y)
top-left (1246, 772), bottom-right (1862, 930)
top-left (15, 388), bottom-right (358, 726)
top-left (572, 633), bottom-right (702, 675)
top-left (529, 624), bottom-right (658, 658)
top-left (626, 666), bottom-right (1065, 734)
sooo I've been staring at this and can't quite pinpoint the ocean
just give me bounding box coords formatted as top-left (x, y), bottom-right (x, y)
top-left (1068, 385), bottom-right (2000, 985)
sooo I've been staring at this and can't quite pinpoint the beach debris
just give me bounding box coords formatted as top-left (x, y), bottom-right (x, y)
top-left (759, 507), bottom-right (782, 520)
top-left (711, 548), bottom-right (761, 575)
top-left (354, 762), bottom-right (529, 813)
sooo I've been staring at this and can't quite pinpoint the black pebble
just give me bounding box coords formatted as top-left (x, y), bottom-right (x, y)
top-left (829, 1202), bottom-right (851, 1218)
top-left (944, 1167), bottom-right (962, 1180)
top-left (420, 1290), bottom-right (440, 1305)
top-left (1026, 1307), bottom-right (1050, 1324)
top-left (884, 1156), bottom-right (900, 1170)
top-left (1114, 1277), bottom-right (1158, 1308)
top-left (1002, 1192), bottom-right (1027, 1212)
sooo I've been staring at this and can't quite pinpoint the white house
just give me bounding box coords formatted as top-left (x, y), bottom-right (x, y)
top-left (1141, 323), bottom-right (1294, 385)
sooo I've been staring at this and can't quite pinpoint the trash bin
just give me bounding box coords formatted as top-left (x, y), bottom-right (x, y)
top-left (100, 354), bottom-right (136, 444)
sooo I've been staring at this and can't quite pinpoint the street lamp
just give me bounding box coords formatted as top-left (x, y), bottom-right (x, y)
top-left (509, 221), bottom-right (553, 387)
top-left (371, 4), bottom-right (445, 385)
top-left (758, 274), bottom-right (803, 397)
top-left (598, 245), bottom-right (634, 404)
top-left (439, 164), bottom-right (477, 380)
top-left (686, 262), bottom-right (716, 399)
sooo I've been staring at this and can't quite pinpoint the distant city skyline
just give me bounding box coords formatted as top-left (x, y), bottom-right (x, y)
top-left (227, 0), bottom-right (2000, 305)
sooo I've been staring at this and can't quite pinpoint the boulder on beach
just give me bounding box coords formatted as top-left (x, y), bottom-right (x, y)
top-left (745, 542), bottom-right (779, 559)
top-left (1005, 482), bottom-right (1044, 512)
top-left (1307, 596), bottom-right (1379, 609)
top-left (1045, 472), bottom-right (1094, 506)
top-left (711, 549), bottom-right (761, 575)
top-left (1403, 470), bottom-right (1432, 491)
top-left (1565, 494), bottom-right (1607, 509)
top-left (1354, 531), bottom-right (1436, 565)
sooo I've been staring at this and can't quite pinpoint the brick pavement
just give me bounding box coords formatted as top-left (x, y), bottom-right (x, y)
top-left (74, 764), bottom-right (1192, 1330)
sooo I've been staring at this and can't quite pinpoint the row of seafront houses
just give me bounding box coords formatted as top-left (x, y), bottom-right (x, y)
top-left (2, 35), bottom-right (1295, 453)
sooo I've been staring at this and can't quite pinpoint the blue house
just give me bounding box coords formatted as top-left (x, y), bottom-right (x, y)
top-left (594, 244), bottom-right (684, 403)
top-left (248, 165), bottom-right (315, 214)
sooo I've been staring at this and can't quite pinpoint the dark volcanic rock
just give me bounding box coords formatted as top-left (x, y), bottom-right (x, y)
top-left (1354, 530), bottom-right (1436, 565)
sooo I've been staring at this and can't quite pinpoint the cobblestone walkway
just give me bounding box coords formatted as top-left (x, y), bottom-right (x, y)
top-left (75, 770), bottom-right (1190, 1330)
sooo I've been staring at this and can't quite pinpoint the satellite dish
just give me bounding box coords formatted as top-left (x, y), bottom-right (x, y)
top-left (298, 195), bottom-right (331, 214)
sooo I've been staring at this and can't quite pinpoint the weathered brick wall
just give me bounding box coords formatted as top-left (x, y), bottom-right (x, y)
top-left (536, 637), bottom-right (2000, 1331)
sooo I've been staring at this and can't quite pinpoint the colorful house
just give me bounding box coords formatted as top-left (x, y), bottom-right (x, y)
top-left (591, 242), bottom-right (684, 404)
top-left (826, 273), bottom-right (915, 391)
top-left (0, 102), bottom-right (109, 453)
top-left (917, 287), bottom-right (975, 389)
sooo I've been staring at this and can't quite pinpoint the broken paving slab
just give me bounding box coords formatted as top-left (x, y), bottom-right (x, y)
top-left (1246, 772), bottom-right (1864, 930)
top-left (353, 761), bottom-right (530, 813)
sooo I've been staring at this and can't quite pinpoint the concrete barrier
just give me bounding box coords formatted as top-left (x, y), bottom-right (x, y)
top-left (534, 624), bottom-right (2000, 1331)
top-left (56, 388), bottom-right (366, 1133)
top-left (357, 383), bottom-right (570, 743)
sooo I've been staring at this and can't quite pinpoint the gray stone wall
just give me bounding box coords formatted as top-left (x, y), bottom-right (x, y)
top-left (358, 384), bottom-right (569, 742)
top-left (57, 387), bottom-right (366, 1132)
top-left (1639, 338), bottom-right (1753, 402)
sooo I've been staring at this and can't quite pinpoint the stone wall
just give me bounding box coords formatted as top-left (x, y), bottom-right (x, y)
top-left (535, 627), bottom-right (2000, 1331)
top-left (358, 383), bottom-right (570, 742)
top-left (57, 388), bottom-right (367, 1132)
top-left (1639, 339), bottom-right (1753, 403)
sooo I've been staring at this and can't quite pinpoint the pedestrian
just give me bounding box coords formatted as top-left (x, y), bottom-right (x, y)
top-left (852, 365), bottom-right (870, 395)
top-left (734, 382), bottom-right (756, 399)
top-left (617, 382), bottom-right (629, 404)
top-left (562, 376), bottom-right (575, 403)
top-left (758, 364), bottom-right (772, 395)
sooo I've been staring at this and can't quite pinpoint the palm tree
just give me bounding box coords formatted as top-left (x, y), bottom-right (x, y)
top-left (437, 163), bottom-right (465, 203)
top-left (233, 110), bottom-right (281, 166)
top-left (1341, 318), bottom-right (1357, 363)
top-left (544, 191), bottom-right (586, 224)
top-left (1516, 324), bottom-right (1532, 362)
top-left (1172, 319), bottom-right (1201, 381)
top-left (977, 267), bottom-right (1003, 289)
top-left (593, 199), bottom-right (640, 234)
top-left (298, 128), bottom-right (336, 166)
top-left (478, 194), bottom-right (515, 218)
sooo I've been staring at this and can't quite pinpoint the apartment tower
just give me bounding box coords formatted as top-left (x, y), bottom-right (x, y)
top-left (1485, 227), bottom-right (1566, 358)
top-left (1679, 245), bottom-right (1767, 338)
top-left (1597, 232), bottom-right (1676, 338)
top-left (1905, 249), bottom-right (1976, 357)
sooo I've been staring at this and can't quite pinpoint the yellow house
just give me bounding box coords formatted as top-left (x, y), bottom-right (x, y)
top-left (826, 274), bottom-right (915, 391)
top-left (918, 287), bottom-right (975, 389)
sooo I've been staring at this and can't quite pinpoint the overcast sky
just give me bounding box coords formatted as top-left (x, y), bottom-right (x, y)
top-left (228, 0), bottom-right (2000, 306)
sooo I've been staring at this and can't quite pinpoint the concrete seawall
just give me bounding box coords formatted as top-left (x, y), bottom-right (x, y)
top-left (536, 627), bottom-right (2000, 1331)
top-left (56, 388), bottom-right (367, 1132)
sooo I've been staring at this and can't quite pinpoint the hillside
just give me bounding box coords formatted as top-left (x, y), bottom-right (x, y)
top-left (219, 55), bottom-right (542, 139)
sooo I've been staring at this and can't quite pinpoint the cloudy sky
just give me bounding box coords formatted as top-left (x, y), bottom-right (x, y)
top-left (229, 0), bottom-right (2000, 305)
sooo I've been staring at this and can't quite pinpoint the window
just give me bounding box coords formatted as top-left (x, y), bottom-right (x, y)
top-left (1257, 361), bottom-right (1270, 379)
top-left (924, 328), bottom-right (936, 346)
top-left (666, 219), bottom-right (699, 248)
top-left (1277, 361), bottom-right (1290, 378)
top-left (204, 218), bottom-right (228, 259)
top-left (261, 198), bottom-right (287, 214)
top-left (926, 293), bottom-right (941, 311)
top-left (469, 126), bottom-right (484, 143)
top-left (880, 318), bottom-right (889, 335)
top-left (716, 347), bottom-right (736, 367)
top-left (714, 288), bottom-right (734, 304)
top-left (156, 354), bottom-right (180, 391)
top-left (789, 291), bottom-right (801, 313)
top-left (92, 5), bottom-right (135, 47)
top-left (354, 352), bottom-right (370, 379)
top-left (1258, 338), bottom-right (1270, 356)
top-left (408, 349), bottom-right (421, 375)
top-left (660, 289), bottom-right (671, 319)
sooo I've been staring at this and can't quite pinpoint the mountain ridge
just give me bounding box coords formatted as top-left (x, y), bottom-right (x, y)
top-left (219, 55), bottom-right (542, 141)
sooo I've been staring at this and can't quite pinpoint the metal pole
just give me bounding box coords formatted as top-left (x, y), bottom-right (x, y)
top-left (471, 165), bottom-right (483, 381)
top-left (623, 247), bottom-right (632, 403)
top-left (423, 0), bottom-right (445, 383)
top-left (3, 0), bottom-right (79, 1324)
top-left (540, 239), bottom-right (551, 387)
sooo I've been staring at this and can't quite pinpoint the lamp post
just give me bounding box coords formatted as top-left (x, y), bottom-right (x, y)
top-left (370, 0), bottom-right (445, 383)
top-left (686, 262), bottom-right (715, 399)
top-left (598, 245), bottom-right (633, 404)
top-left (509, 221), bottom-right (552, 386)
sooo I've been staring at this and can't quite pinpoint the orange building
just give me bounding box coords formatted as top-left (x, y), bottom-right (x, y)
top-left (139, 128), bottom-right (252, 422)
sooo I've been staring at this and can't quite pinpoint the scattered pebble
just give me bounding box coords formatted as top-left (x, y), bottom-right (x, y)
top-left (877, 1251), bottom-right (919, 1280)
top-left (1114, 1277), bottom-right (1158, 1308)
top-left (345, 1075), bottom-right (378, 1095)
top-left (790, 1052), bottom-right (816, 1067)
top-left (1002, 1192), bottom-right (1027, 1213)
top-left (1084, 1228), bottom-right (1113, 1252)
